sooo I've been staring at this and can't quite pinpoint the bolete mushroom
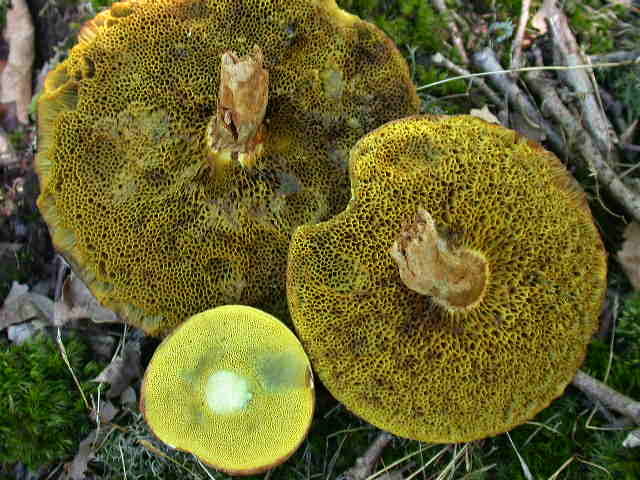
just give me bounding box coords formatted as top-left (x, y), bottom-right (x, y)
top-left (35, 0), bottom-right (420, 336)
top-left (287, 115), bottom-right (607, 443)
top-left (140, 305), bottom-right (314, 475)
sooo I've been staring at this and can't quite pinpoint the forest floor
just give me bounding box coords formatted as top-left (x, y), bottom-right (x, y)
top-left (0, 0), bottom-right (639, 479)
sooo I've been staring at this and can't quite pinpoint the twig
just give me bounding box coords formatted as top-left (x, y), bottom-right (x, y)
top-left (431, 0), bottom-right (469, 65)
top-left (471, 48), bottom-right (563, 152)
top-left (544, 0), bottom-right (618, 158)
top-left (598, 88), bottom-right (627, 135)
top-left (622, 144), bottom-right (640, 154)
top-left (431, 53), bottom-right (504, 109)
top-left (417, 57), bottom-right (639, 90)
top-left (338, 431), bottom-right (394, 480)
top-left (526, 70), bottom-right (640, 223)
top-left (589, 50), bottom-right (640, 64)
top-left (511, 0), bottom-right (532, 72)
top-left (572, 370), bottom-right (640, 425)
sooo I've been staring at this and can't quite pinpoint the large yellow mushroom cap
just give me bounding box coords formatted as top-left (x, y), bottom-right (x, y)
top-left (35, 0), bottom-right (420, 336)
top-left (287, 115), bottom-right (607, 443)
top-left (140, 305), bottom-right (315, 475)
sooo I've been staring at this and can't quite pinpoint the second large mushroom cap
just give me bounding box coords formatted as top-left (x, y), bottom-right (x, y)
top-left (287, 115), bottom-right (607, 443)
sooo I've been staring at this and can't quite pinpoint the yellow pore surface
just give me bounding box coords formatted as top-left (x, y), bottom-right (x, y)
top-left (35, 0), bottom-right (420, 336)
top-left (141, 306), bottom-right (314, 475)
top-left (287, 115), bottom-right (608, 443)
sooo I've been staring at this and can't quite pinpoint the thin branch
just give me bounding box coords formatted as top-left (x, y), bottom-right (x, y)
top-left (338, 431), bottom-right (394, 480)
top-left (472, 48), bottom-right (564, 152)
top-left (431, 53), bottom-right (505, 109)
top-left (544, 0), bottom-right (618, 158)
top-left (416, 58), bottom-right (638, 91)
top-left (572, 370), bottom-right (640, 425)
top-left (589, 50), bottom-right (640, 64)
top-left (598, 88), bottom-right (627, 135)
top-left (511, 0), bottom-right (532, 72)
top-left (431, 0), bottom-right (469, 65)
top-left (526, 70), bottom-right (640, 223)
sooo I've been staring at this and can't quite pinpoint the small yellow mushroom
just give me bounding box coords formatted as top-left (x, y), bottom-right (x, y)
top-left (140, 305), bottom-right (315, 475)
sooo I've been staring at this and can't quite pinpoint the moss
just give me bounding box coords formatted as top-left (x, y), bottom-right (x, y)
top-left (338, 0), bottom-right (465, 95)
top-left (565, 0), bottom-right (638, 54)
top-left (0, 334), bottom-right (102, 470)
top-left (585, 293), bottom-right (640, 398)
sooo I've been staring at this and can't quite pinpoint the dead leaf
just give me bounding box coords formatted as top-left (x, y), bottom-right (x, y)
top-left (469, 106), bottom-right (501, 125)
top-left (0, 281), bottom-right (54, 330)
top-left (53, 272), bottom-right (120, 326)
top-left (0, 0), bottom-right (35, 124)
top-left (120, 386), bottom-right (137, 407)
top-left (7, 321), bottom-right (39, 345)
top-left (90, 399), bottom-right (119, 425)
top-left (63, 429), bottom-right (98, 480)
top-left (92, 342), bottom-right (142, 398)
top-left (619, 222), bottom-right (640, 291)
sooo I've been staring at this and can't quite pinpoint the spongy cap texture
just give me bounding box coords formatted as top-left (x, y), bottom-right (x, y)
top-left (35, 0), bottom-right (419, 335)
top-left (141, 305), bottom-right (314, 475)
top-left (287, 115), bottom-right (607, 443)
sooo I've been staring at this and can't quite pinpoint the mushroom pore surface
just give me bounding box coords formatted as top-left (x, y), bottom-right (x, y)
top-left (287, 115), bottom-right (607, 443)
top-left (140, 305), bottom-right (314, 475)
top-left (35, 0), bottom-right (420, 336)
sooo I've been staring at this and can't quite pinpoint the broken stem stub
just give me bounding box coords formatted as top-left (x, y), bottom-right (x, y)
top-left (389, 208), bottom-right (489, 311)
top-left (206, 45), bottom-right (269, 177)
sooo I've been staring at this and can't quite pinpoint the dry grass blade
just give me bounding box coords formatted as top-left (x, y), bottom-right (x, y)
top-left (403, 445), bottom-right (449, 480)
top-left (547, 456), bottom-right (575, 480)
top-left (365, 443), bottom-right (432, 480)
top-left (506, 432), bottom-right (533, 480)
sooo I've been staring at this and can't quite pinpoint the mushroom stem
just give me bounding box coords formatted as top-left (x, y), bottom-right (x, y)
top-left (206, 45), bottom-right (269, 177)
top-left (389, 208), bottom-right (488, 311)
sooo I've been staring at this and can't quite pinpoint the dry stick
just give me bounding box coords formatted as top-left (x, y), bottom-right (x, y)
top-left (339, 431), bottom-right (394, 480)
top-left (544, 1), bottom-right (618, 159)
top-left (598, 88), bottom-right (627, 135)
top-left (472, 48), bottom-right (564, 152)
top-left (431, 53), bottom-right (505, 109)
top-left (417, 59), bottom-right (639, 91)
top-left (510, 0), bottom-right (532, 72)
top-left (431, 0), bottom-right (469, 65)
top-left (589, 50), bottom-right (640, 64)
top-left (526, 70), bottom-right (640, 223)
top-left (572, 370), bottom-right (640, 425)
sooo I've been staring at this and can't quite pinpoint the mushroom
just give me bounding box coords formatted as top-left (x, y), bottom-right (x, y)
top-left (35, 0), bottom-right (420, 336)
top-left (287, 115), bottom-right (607, 443)
top-left (140, 305), bottom-right (315, 475)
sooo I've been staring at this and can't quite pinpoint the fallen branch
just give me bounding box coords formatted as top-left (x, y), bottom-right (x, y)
top-left (338, 431), bottom-right (394, 480)
top-left (544, 0), bottom-right (618, 159)
top-left (511, 0), bottom-right (532, 72)
top-left (572, 370), bottom-right (640, 425)
top-left (589, 50), bottom-right (640, 64)
top-left (431, 0), bottom-right (469, 65)
top-left (431, 53), bottom-right (504, 109)
top-left (526, 70), bottom-right (640, 223)
top-left (472, 48), bottom-right (564, 152)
